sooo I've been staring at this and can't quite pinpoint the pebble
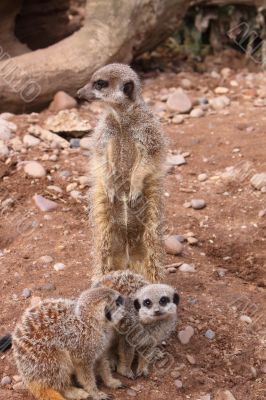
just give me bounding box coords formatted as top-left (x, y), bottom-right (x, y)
top-left (47, 185), bottom-right (63, 194)
top-left (167, 154), bottom-right (186, 167)
top-left (205, 329), bottom-right (216, 340)
top-left (174, 379), bottom-right (183, 389)
top-left (24, 161), bottom-right (46, 178)
top-left (70, 138), bottom-right (80, 148)
top-left (261, 363), bottom-right (266, 373)
top-left (66, 182), bottom-right (78, 192)
top-left (0, 118), bottom-right (16, 141)
top-left (209, 96), bottom-right (230, 110)
top-left (179, 263), bottom-right (196, 273)
top-left (187, 237), bottom-right (198, 245)
top-left (250, 173), bottom-right (266, 190)
top-left (11, 376), bottom-right (21, 384)
top-left (221, 67), bottom-right (231, 78)
top-left (258, 209), bottom-right (266, 218)
top-left (39, 255), bottom-right (53, 264)
top-left (70, 190), bottom-right (82, 200)
top-left (22, 288), bottom-right (32, 298)
top-left (78, 176), bottom-right (90, 186)
top-left (80, 137), bottom-right (91, 150)
top-left (164, 236), bottom-right (183, 255)
top-left (190, 108), bottom-right (204, 118)
top-left (172, 115), bottom-right (184, 124)
top-left (126, 389), bottom-right (137, 397)
top-left (186, 354), bottom-right (196, 364)
top-left (214, 87), bottom-right (229, 94)
top-left (199, 395), bottom-right (211, 400)
top-left (23, 134), bottom-right (40, 147)
top-left (198, 173), bottom-right (208, 182)
top-left (191, 199), bottom-right (206, 210)
top-left (0, 141), bottom-right (9, 158)
top-left (166, 88), bottom-right (192, 113)
top-left (240, 315), bottom-right (252, 324)
top-left (49, 91), bottom-right (77, 112)
top-left (198, 96), bottom-right (208, 105)
top-left (33, 194), bottom-right (58, 212)
top-left (170, 370), bottom-right (180, 379)
top-left (13, 382), bottom-right (26, 391)
top-left (175, 235), bottom-right (185, 243)
top-left (180, 78), bottom-right (193, 89)
top-left (54, 263), bottom-right (65, 271)
top-left (215, 390), bottom-right (236, 400)
top-left (1, 376), bottom-right (12, 386)
top-left (178, 326), bottom-right (194, 344)
top-left (10, 137), bottom-right (23, 151)
top-left (49, 154), bottom-right (58, 161)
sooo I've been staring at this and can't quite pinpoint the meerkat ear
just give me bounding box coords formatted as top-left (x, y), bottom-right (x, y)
top-left (173, 293), bottom-right (180, 305)
top-left (123, 80), bottom-right (135, 100)
top-left (134, 299), bottom-right (141, 311)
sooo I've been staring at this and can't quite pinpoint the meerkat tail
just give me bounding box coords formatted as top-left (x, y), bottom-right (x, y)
top-left (28, 383), bottom-right (66, 400)
top-left (0, 334), bottom-right (12, 352)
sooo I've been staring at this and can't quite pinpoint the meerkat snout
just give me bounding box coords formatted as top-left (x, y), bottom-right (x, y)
top-left (77, 63), bottom-right (141, 105)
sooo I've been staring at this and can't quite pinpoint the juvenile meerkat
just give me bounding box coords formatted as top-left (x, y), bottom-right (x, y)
top-left (77, 63), bottom-right (166, 282)
top-left (93, 270), bottom-right (179, 379)
top-left (12, 287), bottom-right (126, 400)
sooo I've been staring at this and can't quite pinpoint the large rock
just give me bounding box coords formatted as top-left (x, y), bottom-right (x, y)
top-left (49, 91), bottom-right (77, 112)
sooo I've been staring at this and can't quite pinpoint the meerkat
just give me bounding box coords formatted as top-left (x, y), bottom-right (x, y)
top-left (12, 287), bottom-right (126, 400)
top-left (93, 270), bottom-right (179, 379)
top-left (77, 63), bottom-right (166, 282)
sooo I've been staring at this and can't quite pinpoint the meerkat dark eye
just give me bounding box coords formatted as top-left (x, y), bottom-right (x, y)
top-left (143, 299), bottom-right (152, 308)
top-left (116, 295), bottom-right (124, 307)
top-left (93, 79), bottom-right (108, 90)
top-left (123, 80), bottom-right (134, 99)
top-left (159, 296), bottom-right (170, 306)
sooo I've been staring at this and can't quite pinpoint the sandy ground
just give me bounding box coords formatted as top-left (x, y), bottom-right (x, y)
top-left (0, 57), bottom-right (266, 400)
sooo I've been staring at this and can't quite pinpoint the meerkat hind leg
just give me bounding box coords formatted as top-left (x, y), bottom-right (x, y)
top-left (63, 386), bottom-right (89, 400)
top-left (116, 337), bottom-right (135, 380)
top-left (27, 382), bottom-right (67, 400)
top-left (98, 357), bottom-right (125, 389)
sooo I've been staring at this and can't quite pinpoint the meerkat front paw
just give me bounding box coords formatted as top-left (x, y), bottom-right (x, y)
top-left (105, 377), bottom-right (126, 389)
top-left (117, 365), bottom-right (135, 380)
top-left (136, 365), bottom-right (149, 377)
top-left (96, 392), bottom-right (113, 400)
top-left (63, 387), bottom-right (90, 400)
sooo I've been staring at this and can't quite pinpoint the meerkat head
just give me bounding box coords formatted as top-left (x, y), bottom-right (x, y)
top-left (75, 287), bottom-right (125, 327)
top-left (133, 284), bottom-right (179, 325)
top-left (76, 63), bottom-right (141, 106)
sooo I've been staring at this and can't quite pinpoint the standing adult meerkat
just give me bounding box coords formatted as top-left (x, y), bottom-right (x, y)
top-left (12, 287), bottom-right (126, 400)
top-left (93, 270), bottom-right (179, 379)
top-left (77, 63), bottom-right (166, 282)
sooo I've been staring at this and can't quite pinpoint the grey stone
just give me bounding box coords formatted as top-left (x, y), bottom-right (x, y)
top-left (166, 88), bottom-right (192, 113)
top-left (167, 154), bottom-right (186, 167)
top-left (164, 236), bottom-right (183, 255)
top-left (70, 138), bottom-right (80, 148)
top-left (209, 96), bottom-right (230, 110)
top-left (205, 329), bottom-right (216, 340)
top-left (191, 199), bottom-right (206, 210)
top-left (179, 263), bottom-right (195, 272)
top-left (174, 379), bottom-right (183, 389)
top-left (178, 326), bottom-right (194, 344)
top-left (33, 194), bottom-right (58, 212)
top-left (22, 288), bottom-right (32, 298)
top-left (190, 108), bottom-right (204, 118)
top-left (1, 376), bottom-right (12, 386)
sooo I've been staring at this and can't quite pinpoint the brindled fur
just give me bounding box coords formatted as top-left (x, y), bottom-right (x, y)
top-left (77, 63), bottom-right (166, 282)
top-left (12, 287), bottom-right (126, 400)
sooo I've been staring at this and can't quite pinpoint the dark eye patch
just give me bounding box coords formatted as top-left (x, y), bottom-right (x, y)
top-left (123, 80), bottom-right (134, 99)
top-left (134, 299), bottom-right (141, 311)
top-left (93, 79), bottom-right (108, 90)
top-left (143, 298), bottom-right (152, 308)
top-left (159, 296), bottom-right (170, 306)
top-left (116, 295), bottom-right (124, 307)
top-left (173, 293), bottom-right (180, 305)
top-left (105, 306), bottom-right (112, 321)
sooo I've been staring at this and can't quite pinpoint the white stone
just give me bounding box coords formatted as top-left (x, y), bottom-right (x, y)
top-left (240, 315), bottom-right (252, 324)
top-left (167, 154), bottom-right (186, 167)
top-left (23, 134), bottom-right (40, 147)
top-left (214, 87), bottom-right (229, 94)
top-left (209, 96), bottom-right (230, 110)
top-left (24, 161), bottom-right (46, 178)
top-left (0, 141), bottom-right (9, 158)
top-left (198, 173), bottom-right (208, 182)
top-left (178, 326), bottom-right (194, 344)
top-left (179, 263), bottom-right (196, 272)
top-left (172, 115), bottom-right (184, 124)
top-left (190, 108), bottom-right (204, 118)
top-left (250, 173), bottom-right (266, 190)
top-left (80, 137), bottom-right (92, 150)
top-left (166, 88), bottom-right (192, 113)
top-left (54, 263), bottom-right (65, 271)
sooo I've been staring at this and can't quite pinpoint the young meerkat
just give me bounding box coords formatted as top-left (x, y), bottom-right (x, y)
top-left (93, 270), bottom-right (179, 379)
top-left (12, 287), bottom-right (126, 400)
top-left (77, 63), bottom-right (166, 282)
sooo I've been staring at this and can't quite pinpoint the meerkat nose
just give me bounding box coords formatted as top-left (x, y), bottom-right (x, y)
top-left (76, 88), bottom-right (84, 99)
